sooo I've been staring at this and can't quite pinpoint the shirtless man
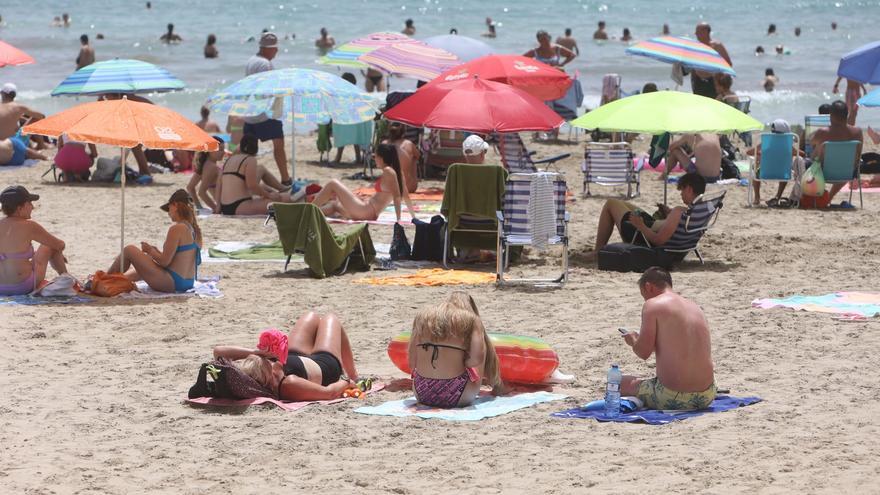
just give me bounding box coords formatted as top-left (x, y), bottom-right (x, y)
top-left (0, 93), bottom-right (47, 166)
top-left (160, 23), bottom-right (182, 44)
top-left (556, 28), bottom-right (579, 55)
top-left (619, 267), bottom-right (716, 411)
top-left (402, 19), bottom-right (416, 36)
top-left (662, 133), bottom-right (722, 182)
top-left (315, 27), bottom-right (335, 52)
top-left (692, 23), bottom-right (732, 99)
top-left (76, 34), bottom-right (95, 69)
top-left (811, 100), bottom-right (863, 202)
top-left (196, 106), bottom-right (221, 133)
top-left (593, 21), bottom-right (608, 40)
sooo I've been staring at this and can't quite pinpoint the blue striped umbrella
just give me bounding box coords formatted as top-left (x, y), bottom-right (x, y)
top-left (626, 36), bottom-right (735, 76)
top-left (51, 59), bottom-right (185, 96)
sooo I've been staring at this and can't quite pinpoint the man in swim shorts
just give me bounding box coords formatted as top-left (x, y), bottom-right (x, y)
top-left (619, 267), bottom-right (716, 410)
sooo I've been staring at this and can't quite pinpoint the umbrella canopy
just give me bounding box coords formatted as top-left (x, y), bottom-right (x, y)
top-left (428, 55), bottom-right (572, 101)
top-left (383, 76), bottom-right (564, 133)
top-left (838, 40), bottom-right (880, 84)
top-left (569, 91), bottom-right (762, 134)
top-left (0, 40), bottom-right (35, 67)
top-left (423, 34), bottom-right (495, 62)
top-left (318, 32), bottom-right (418, 68)
top-left (359, 42), bottom-right (460, 80)
top-left (858, 87), bottom-right (880, 107)
top-left (626, 36), bottom-right (735, 76)
top-left (51, 59), bottom-right (185, 96)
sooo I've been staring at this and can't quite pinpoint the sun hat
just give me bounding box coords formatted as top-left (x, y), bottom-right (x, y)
top-left (770, 118), bottom-right (791, 134)
top-left (1, 83), bottom-right (17, 95)
top-left (160, 189), bottom-right (193, 212)
top-left (259, 32), bottom-right (279, 48)
top-left (462, 135), bottom-right (489, 156)
top-left (0, 185), bottom-right (39, 209)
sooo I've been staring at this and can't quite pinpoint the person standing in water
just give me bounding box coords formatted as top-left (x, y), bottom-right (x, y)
top-left (76, 34), bottom-right (94, 69)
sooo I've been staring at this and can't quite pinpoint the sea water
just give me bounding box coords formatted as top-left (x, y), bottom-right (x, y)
top-left (1, 0), bottom-right (878, 127)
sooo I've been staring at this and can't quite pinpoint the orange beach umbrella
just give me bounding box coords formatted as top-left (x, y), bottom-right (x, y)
top-left (0, 40), bottom-right (35, 67)
top-left (24, 98), bottom-right (218, 266)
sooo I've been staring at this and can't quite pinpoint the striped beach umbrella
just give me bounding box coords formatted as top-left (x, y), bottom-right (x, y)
top-left (626, 36), bottom-right (735, 76)
top-left (317, 32), bottom-right (418, 68)
top-left (359, 43), bottom-right (460, 81)
top-left (51, 59), bottom-right (185, 96)
top-left (0, 40), bottom-right (35, 67)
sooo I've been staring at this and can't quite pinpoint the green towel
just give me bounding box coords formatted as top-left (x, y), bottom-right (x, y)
top-left (208, 241), bottom-right (295, 261)
top-left (440, 164), bottom-right (508, 250)
top-left (273, 203), bottom-right (376, 278)
top-left (317, 124), bottom-right (332, 153)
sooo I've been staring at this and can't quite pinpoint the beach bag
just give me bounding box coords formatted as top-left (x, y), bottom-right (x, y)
top-left (860, 152), bottom-right (880, 174)
top-left (187, 357), bottom-right (275, 400)
top-left (720, 156), bottom-right (740, 180)
top-left (89, 271), bottom-right (136, 297)
top-left (411, 215), bottom-right (446, 261)
top-left (389, 222), bottom-right (411, 261)
top-left (801, 160), bottom-right (826, 197)
top-left (92, 157), bottom-right (121, 182)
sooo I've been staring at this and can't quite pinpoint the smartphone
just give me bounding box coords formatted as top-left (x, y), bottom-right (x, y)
top-left (617, 327), bottom-right (629, 335)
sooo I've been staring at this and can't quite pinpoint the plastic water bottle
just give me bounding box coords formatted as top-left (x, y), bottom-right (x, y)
top-left (604, 364), bottom-right (622, 417)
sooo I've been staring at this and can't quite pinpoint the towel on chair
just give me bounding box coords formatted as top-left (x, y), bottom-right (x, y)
top-left (529, 172), bottom-right (556, 251)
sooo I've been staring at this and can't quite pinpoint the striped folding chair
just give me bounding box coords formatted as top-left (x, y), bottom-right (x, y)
top-left (496, 172), bottom-right (570, 286)
top-left (581, 142), bottom-right (639, 198)
top-left (633, 190), bottom-right (726, 264)
top-left (497, 133), bottom-right (570, 174)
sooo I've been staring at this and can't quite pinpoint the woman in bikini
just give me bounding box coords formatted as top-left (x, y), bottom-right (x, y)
top-left (185, 136), bottom-right (224, 211)
top-left (106, 189), bottom-right (202, 294)
top-left (0, 186), bottom-right (68, 296)
top-left (214, 134), bottom-right (296, 216)
top-left (213, 311), bottom-right (358, 401)
top-left (310, 143), bottom-right (417, 222)
top-left (409, 292), bottom-right (502, 408)
top-left (523, 30), bottom-right (576, 68)
top-left (382, 122), bottom-right (420, 193)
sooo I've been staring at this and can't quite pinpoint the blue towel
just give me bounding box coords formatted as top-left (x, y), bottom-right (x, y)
top-left (551, 395), bottom-right (761, 425)
top-left (0, 295), bottom-right (93, 306)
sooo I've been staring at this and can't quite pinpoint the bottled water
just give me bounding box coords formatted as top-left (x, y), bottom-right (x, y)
top-left (605, 364), bottom-right (622, 417)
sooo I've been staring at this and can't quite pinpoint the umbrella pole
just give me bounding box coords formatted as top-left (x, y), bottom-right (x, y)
top-left (120, 147), bottom-right (127, 269)
top-left (289, 95), bottom-right (296, 183)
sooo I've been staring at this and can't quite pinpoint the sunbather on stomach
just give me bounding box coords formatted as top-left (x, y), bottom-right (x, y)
top-left (215, 134), bottom-right (297, 216)
top-left (105, 189), bottom-right (202, 294)
top-left (409, 292), bottom-right (503, 408)
top-left (310, 143), bottom-right (418, 222)
top-left (213, 311), bottom-right (359, 401)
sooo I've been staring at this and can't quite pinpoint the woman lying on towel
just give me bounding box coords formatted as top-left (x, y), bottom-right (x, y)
top-left (310, 143), bottom-right (418, 222)
top-left (410, 292), bottom-right (502, 408)
top-left (106, 189), bottom-right (202, 293)
top-left (0, 185), bottom-right (69, 295)
top-left (215, 134), bottom-right (298, 216)
top-left (214, 311), bottom-right (359, 401)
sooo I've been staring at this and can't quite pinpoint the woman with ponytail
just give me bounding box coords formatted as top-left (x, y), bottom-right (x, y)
top-left (106, 189), bottom-right (203, 293)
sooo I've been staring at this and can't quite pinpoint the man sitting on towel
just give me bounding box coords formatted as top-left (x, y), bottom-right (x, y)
top-left (620, 267), bottom-right (716, 410)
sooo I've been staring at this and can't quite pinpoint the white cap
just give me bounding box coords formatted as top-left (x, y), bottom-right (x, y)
top-left (1, 83), bottom-right (17, 95)
top-left (462, 134), bottom-right (489, 156)
top-left (770, 118), bottom-right (791, 134)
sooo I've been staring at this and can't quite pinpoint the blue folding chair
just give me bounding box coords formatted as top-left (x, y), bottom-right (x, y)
top-left (748, 133), bottom-right (795, 207)
top-left (822, 140), bottom-right (862, 208)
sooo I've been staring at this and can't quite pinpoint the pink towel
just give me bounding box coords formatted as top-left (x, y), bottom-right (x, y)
top-left (185, 382), bottom-right (385, 412)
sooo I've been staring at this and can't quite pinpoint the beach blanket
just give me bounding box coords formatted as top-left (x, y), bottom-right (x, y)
top-left (354, 391), bottom-right (567, 421)
top-left (206, 241), bottom-right (292, 263)
top-left (327, 202), bottom-right (443, 227)
top-left (0, 294), bottom-right (93, 306)
top-left (841, 181), bottom-right (880, 194)
top-left (752, 291), bottom-right (880, 321)
top-left (354, 186), bottom-right (445, 202)
top-left (186, 382), bottom-right (385, 412)
top-left (551, 395), bottom-right (761, 425)
top-left (0, 159), bottom-right (40, 171)
top-left (352, 268), bottom-right (495, 286)
top-left (119, 276), bottom-right (223, 299)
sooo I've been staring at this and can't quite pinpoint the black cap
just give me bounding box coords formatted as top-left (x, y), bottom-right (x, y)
top-left (0, 185), bottom-right (39, 209)
top-left (160, 189), bottom-right (192, 212)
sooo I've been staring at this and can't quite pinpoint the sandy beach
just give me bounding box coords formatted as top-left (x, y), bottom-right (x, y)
top-left (1, 132), bottom-right (878, 493)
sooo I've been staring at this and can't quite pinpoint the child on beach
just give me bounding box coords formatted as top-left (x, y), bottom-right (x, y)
top-left (763, 68), bottom-right (778, 92)
top-left (186, 136), bottom-right (225, 211)
top-left (409, 293), bottom-right (502, 408)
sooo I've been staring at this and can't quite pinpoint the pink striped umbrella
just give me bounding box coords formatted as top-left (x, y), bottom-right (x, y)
top-left (0, 40), bottom-right (35, 67)
top-left (359, 42), bottom-right (460, 80)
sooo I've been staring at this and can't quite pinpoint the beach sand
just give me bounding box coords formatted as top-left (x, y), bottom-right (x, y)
top-left (1, 134), bottom-right (879, 493)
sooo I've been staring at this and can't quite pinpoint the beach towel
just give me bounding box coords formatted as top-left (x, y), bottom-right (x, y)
top-left (0, 294), bottom-right (93, 306)
top-left (326, 202), bottom-right (442, 227)
top-left (841, 181), bottom-right (880, 194)
top-left (332, 120), bottom-right (373, 148)
top-left (441, 164), bottom-right (507, 250)
top-left (354, 186), bottom-right (445, 202)
top-left (187, 382), bottom-right (385, 412)
top-left (354, 391), bottom-right (566, 421)
top-left (753, 291), bottom-right (880, 321)
top-left (0, 158), bottom-right (39, 171)
top-left (120, 276), bottom-right (223, 299)
top-left (551, 395), bottom-right (761, 425)
top-left (207, 241), bottom-right (290, 262)
top-left (352, 268), bottom-right (495, 286)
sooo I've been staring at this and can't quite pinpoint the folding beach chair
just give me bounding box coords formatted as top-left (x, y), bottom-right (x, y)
top-left (440, 164), bottom-right (508, 268)
top-left (804, 114), bottom-right (831, 157)
top-left (496, 133), bottom-right (570, 174)
top-left (581, 142), bottom-right (639, 198)
top-left (822, 140), bottom-right (862, 208)
top-left (747, 133), bottom-right (797, 207)
top-left (270, 203), bottom-right (376, 278)
top-left (496, 172), bottom-right (570, 286)
top-left (424, 129), bottom-right (468, 174)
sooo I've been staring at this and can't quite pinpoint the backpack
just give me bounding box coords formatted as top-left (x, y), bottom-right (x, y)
top-left (187, 357), bottom-right (276, 400)
top-left (411, 215), bottom-right (446, 261)
top-left (89, 271), bottom-right (136, 297)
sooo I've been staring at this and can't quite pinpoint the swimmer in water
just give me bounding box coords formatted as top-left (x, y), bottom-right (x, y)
top-left (763, 68), bottom-right (778, 92)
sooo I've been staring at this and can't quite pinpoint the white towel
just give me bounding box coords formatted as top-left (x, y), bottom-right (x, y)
top-left (528, 173), bottom-right (556, 251)
top-left (671, 63), bottom-right (685, 86)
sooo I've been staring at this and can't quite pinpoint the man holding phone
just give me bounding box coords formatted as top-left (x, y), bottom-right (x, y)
top-left (619, 267), bottom-right (716, 410)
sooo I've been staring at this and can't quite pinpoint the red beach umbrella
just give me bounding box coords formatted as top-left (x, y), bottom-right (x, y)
top-left (383, 76), bottom-right (564, 133)
top-left (428, 54), bottom-right (572, 101)
top-left (0, 40), bottom-right (35, 67)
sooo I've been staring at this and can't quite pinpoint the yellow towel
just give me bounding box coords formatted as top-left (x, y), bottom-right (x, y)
top-left (352, 268), bottom-right (495, 286)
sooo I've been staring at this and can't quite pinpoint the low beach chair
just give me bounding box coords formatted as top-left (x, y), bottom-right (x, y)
top-left (496, 172), bottom-right (570, 286)
top-left (496, 133), bottom-right (570, 174)
top-left (424, 129), bottom-right (468, 174)
top-left (581, 142), bottom-right (638, 198)
top-left (270, 203), bottom-right (375, 278)
top-left (804, 114), bottom-right (831, 156)
top-left (440, 164), bottom-right (508, 268)
top-left (822, 140), bottom-right (862, 208)
top-left (747, 132), bottom-right (796, 207)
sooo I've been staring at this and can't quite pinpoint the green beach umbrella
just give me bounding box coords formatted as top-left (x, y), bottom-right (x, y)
top-left (570, 91), bottom-right (762, 134)
top-left (51, 59), bottom-right (185, 96)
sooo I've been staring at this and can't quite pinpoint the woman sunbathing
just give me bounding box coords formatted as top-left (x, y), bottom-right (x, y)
top-left (106, 189), bottom-right (202, 293)
top-left (215, 134), bottom-right (297, 216)
top-left (409, 292), bottom-right (502, 408)
top-left (186, 136), bottom-right (225, 211)
top-left (213, 311), bottom-right (358, 401)
top-left (311, 143), bottom-right (417, 222)
top-left (0, 186), bottom-right (68, 295)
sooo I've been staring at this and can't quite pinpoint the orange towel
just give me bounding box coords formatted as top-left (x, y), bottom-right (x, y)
top-left (352, 268), bottom-right (495, 286)
top-left (354, 186), bottom-right (445, 201)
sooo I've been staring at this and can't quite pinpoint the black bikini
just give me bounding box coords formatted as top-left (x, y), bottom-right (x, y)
top-left (417, 342), bottom-right (469, 368)
top-left (219, 155), bottom-right (250, 215)
top-left (281, 350), bottom-right (343, 389)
